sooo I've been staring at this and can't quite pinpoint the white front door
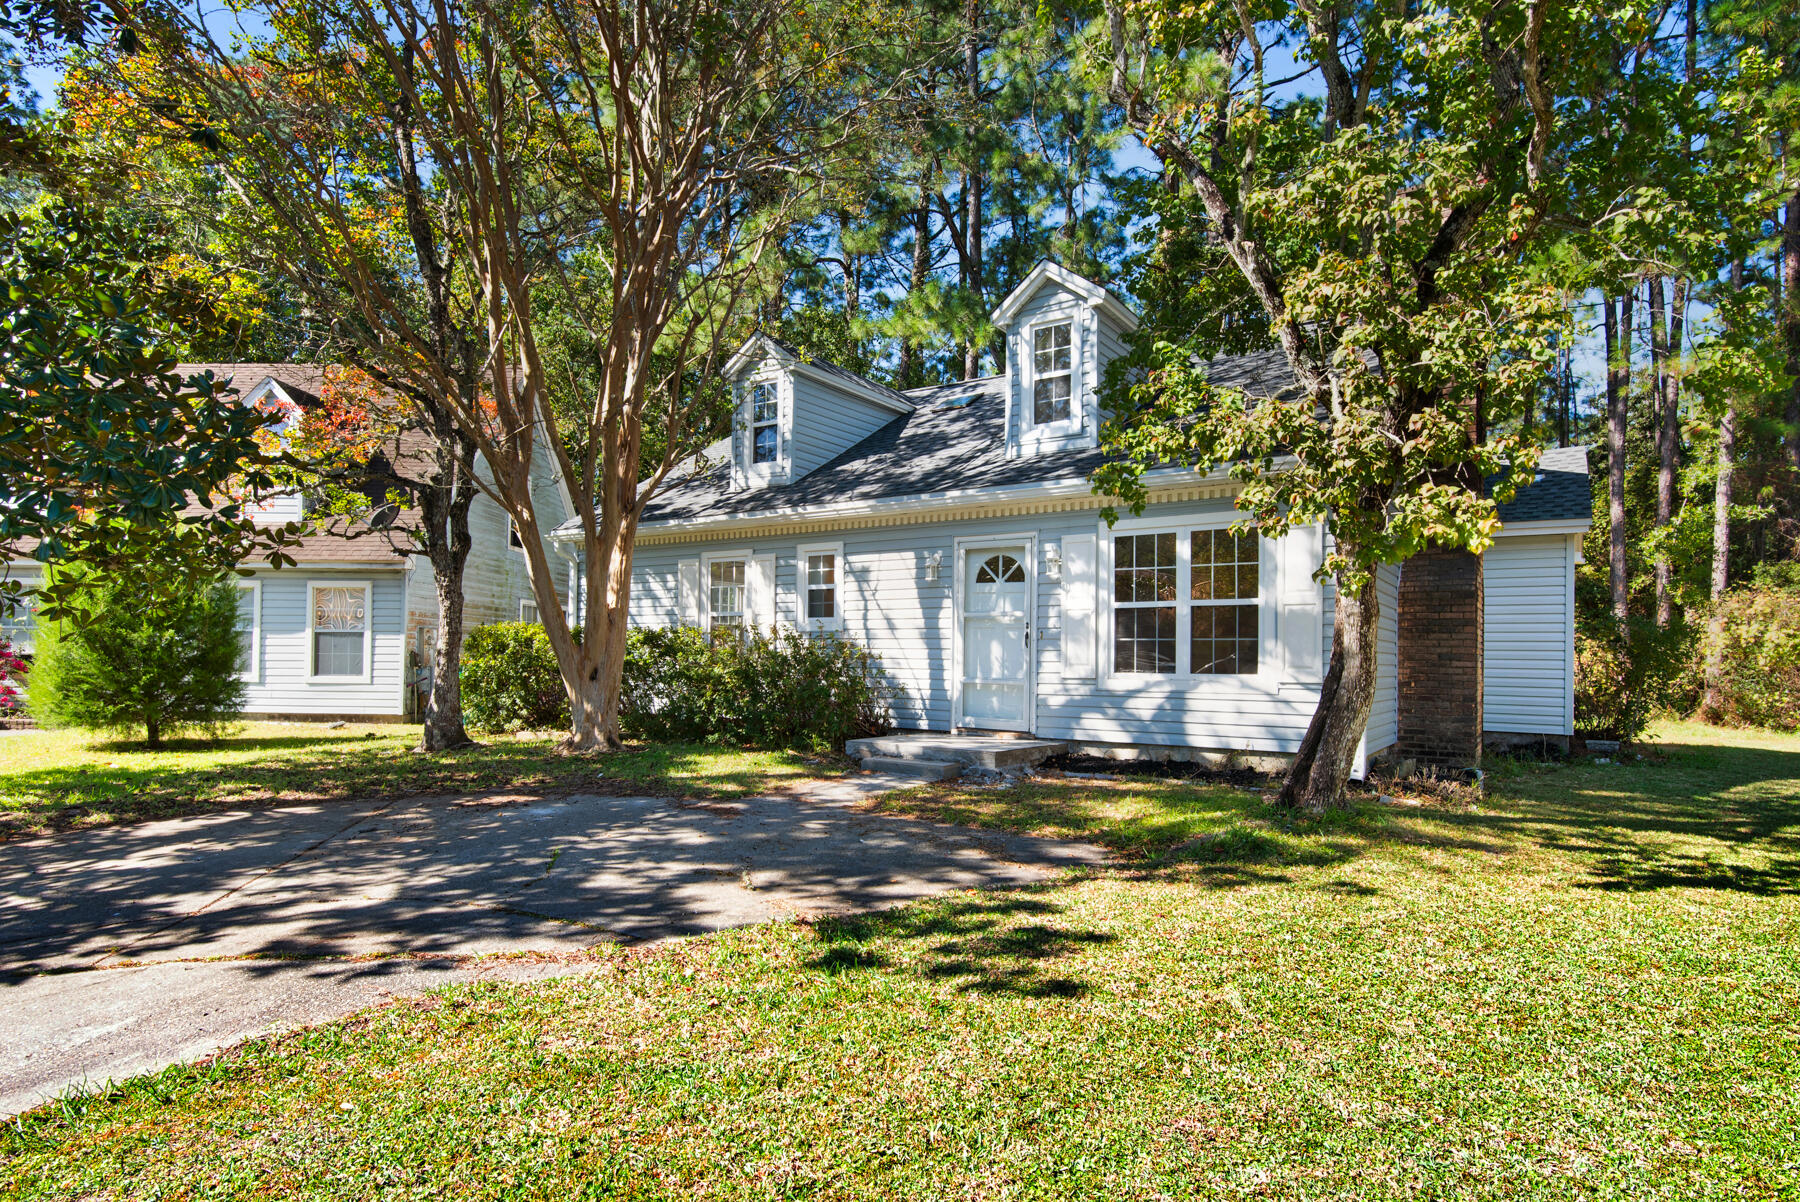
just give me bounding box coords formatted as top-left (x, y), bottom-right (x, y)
top-left (959, 545), bottom-right (1032, 731)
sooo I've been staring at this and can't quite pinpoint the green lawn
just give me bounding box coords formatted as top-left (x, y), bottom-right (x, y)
top-left (5, 722), bottom-right (1797, 1199)
top-left (0, 724), bottom-right (846, 841)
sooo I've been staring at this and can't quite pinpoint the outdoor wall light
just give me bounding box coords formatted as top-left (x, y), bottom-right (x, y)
top-left (1044, 542), bottom-right (1063, 581)
top-left (925, 549), bottom-right (943, 582)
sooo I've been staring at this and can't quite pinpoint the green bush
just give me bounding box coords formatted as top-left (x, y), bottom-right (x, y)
top-left (30, 568), bottom-right (245, 748)
top-left (1574, 617), bottom-right (1694, 743)
top-left (622, 626), bottom-right (894, 752)
top-left (461, 622), bottom-right (896, 750)
top-left (1699, 589), bottom-right (1800, 731)
top-left (460, 622), bottom-right (568, 733)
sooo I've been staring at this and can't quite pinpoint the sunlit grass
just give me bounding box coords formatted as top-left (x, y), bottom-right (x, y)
top-left (6, 722), bottom-right (1795, 1198)
top-left (0, 723), bottom-right (845, 841)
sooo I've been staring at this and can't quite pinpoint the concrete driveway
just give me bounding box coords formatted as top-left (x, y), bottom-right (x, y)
top-left (0, 777), bottom-right (1103, 1116)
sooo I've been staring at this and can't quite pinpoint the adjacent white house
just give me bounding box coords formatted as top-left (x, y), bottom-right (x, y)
top-left (559, 262), bottom-right (1592, 768)
top-left (2, 364), bottom-right (571, 722)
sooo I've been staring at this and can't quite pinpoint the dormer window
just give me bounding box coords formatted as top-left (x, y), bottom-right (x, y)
top-left (1032, 323), bottom-right (1073, 425)
top-left (751, 383), bottom-right (779, 464)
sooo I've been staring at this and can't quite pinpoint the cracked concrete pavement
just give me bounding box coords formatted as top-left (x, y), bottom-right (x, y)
top-left (0, 775), bottom-right (1105, 1117)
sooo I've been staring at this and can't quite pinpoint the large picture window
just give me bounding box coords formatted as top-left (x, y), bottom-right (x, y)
top-left (1109, 526), bottom-right (1262, 678)
top-left (750, 383), bottom-right (779, 464)
top-left (1031, 322), bottom-right (1073, 425)
top-left (310, 582), bottom-right (370, 680)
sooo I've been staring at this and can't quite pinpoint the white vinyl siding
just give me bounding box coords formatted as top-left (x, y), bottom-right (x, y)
top-left (1484, 535), bottom-right (1577, 736)
top-left (234, 570), bottom-right (407, 715)
top-left (624, 496), bottom-right (1334, 754)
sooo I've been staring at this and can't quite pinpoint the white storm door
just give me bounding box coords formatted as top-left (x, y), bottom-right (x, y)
top-left (959, 545), bottom-right (1032, 731)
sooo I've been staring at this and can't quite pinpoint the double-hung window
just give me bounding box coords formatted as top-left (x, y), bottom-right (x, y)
top-left (797, 543), bottom-right (842, 632)
top-left (1113, 532), bottom-right (1177, 673)
top-left (1109, 526), bottom-right (1262, 679)
top-left (750, 383), bottom-right (779, 465)
top-left (1031, 322), bottom-right (1074, 426)
top-left (1189, 529), bottom-right (1259, 674)
top-left (310, 581), bottom-right (371, 680)
top-left (708, 559), bottom-right (746, 633)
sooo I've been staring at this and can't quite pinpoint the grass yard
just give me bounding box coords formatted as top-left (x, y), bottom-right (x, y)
top-left (0, 724), bottom-right (846, 841)
top-left (4, 721), bottom-right (1797, 1199)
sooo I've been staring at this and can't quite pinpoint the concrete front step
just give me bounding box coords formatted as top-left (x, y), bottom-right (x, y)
top-left (859, 756), bottom-right (962, 781)
top-left (846, 733), bottom-right (1067, 772)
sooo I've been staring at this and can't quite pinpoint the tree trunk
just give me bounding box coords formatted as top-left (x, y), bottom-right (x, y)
top-left (961, 0), bottom-right (983, 382)
top-left (1604, 293), bottom-right (1632, 627)
top-left (1702, 402), bottom-right (1736, 719)
top-left (1650, 276), bottom-right (1680, 627)
top-left (898, 200), bottom-right (931, 388)
top-left (1278, 568), bottom-right (1379, 814)
top-left (415, 438), bottom-right (477, 752)
top-left (1784, 181), bottom-right (1800, 479)
top-left (145, 715), bottom-right (161, 750)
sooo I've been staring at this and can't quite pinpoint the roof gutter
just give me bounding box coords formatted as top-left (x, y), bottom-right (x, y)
top-left (551, 463), bottom-right (1248, 545)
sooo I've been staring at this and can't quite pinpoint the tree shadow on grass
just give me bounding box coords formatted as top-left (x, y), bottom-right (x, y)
top-left (806, 894), bottom-right (1116, 998)
top-left (1430, 738), bottom-right (1800, 896)
top-left (0, 735), bottom-right (817, 841)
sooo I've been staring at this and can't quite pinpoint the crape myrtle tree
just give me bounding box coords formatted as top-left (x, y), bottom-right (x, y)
top-left (1091, 0), bottom-right (1602, 811)
top-left (125, 0), bottom-right (922, 751)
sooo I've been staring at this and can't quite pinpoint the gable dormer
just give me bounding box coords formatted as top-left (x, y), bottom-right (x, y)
top-left (723, 335), bottom-right (914, 492)
top-left (991, 262), bottom-right (1138, 460)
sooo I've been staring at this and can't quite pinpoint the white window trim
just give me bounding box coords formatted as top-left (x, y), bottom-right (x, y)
top-left (796, 541), bottom-right (844, 633)
top-left (519, 598), bottom-right (540, 623)
top-left (307, 578), bottom-right (374, 684)
top-left (1097, 514), bottom-right (1278, 694)
top-left (1020, 315), bottom-right (1082, 444)
top-left (507, 516), bottom-right (527, 557)
top-left (699, 549), bottom-right (754, 631)
top-left (741, 373), bottom-right (788, 487)
top-left (234, 579), bottom-right (262, 684)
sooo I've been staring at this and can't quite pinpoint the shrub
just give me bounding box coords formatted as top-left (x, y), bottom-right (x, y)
top-left (30, 569), bottom-right (245, 748)
top-left (460, 621), bottom-right (568, 732)
top-left (1574, 617), bottom-right (1694, 743)
top-left (1699, 589), bottom-right (1800, 731)
top-left (461, 622), bottom-right (896, 749)
top-left (621, 626), bottom-right (894, 752)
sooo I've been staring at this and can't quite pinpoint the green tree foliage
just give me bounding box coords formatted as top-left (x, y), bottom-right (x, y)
top-left (0, 204), bottom-right (298, 619)
top-left (29, 559), bottom-right (246, 747)
top-left (1094, 0), bottom-right (1604, 808)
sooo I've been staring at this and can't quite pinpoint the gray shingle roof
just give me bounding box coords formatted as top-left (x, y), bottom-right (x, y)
top-left (625, 348), bottom-right (1592, 530)
top-left (1493, 444), bottom-right (1592, 525)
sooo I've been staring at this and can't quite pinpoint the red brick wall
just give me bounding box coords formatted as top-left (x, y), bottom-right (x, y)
top-left (1396, 549), bottom-right (1483, 767)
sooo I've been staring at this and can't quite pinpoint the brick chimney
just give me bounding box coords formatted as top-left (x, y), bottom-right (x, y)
top-left (1395, 548), bottom-right (1484, 768)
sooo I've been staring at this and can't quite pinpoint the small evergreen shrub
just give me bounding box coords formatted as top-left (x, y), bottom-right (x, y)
top-left (1699, 589), bottom-right (1800, 731)
top-left (460, 621), bottom-right (568, 732)
top-left (30, 570), bottom-right (245, 748)
top-left (621, 626), bottom-right (894, 752)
